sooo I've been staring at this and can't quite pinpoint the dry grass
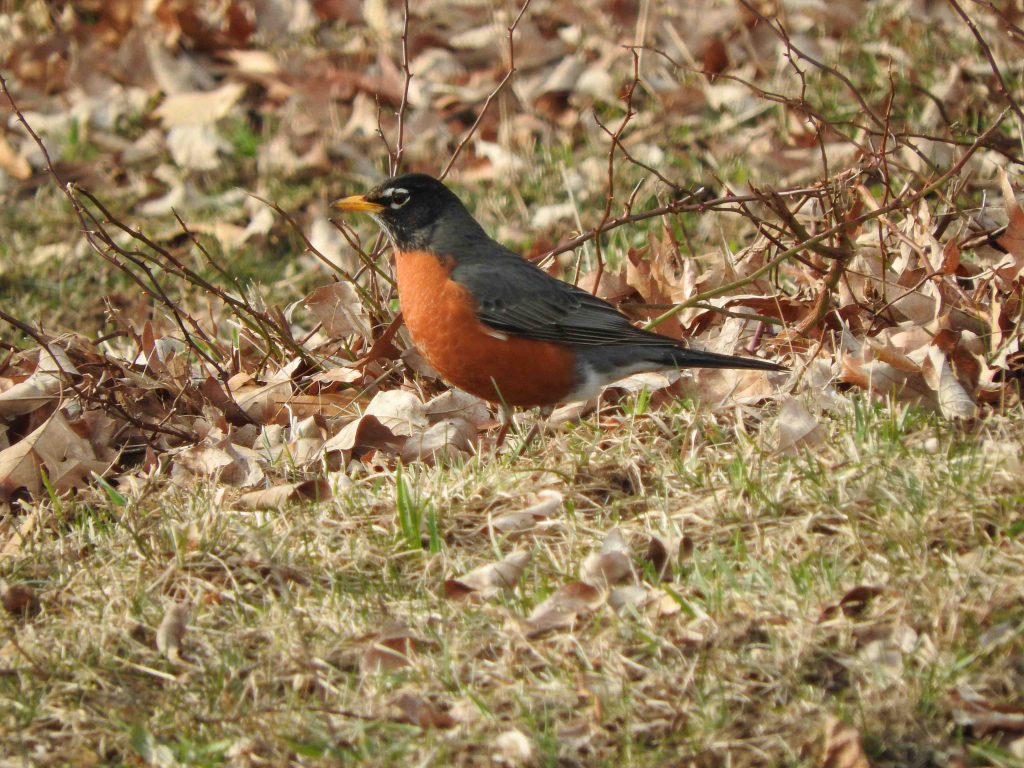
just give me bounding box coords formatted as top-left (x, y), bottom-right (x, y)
top-left (3, 0), bottom-right (1024, 765)
top-left (3, 397), bottom-right (1024, 766)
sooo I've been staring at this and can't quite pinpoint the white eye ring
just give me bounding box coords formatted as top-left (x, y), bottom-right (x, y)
top-left (386, 188), bottom-right (410, 209)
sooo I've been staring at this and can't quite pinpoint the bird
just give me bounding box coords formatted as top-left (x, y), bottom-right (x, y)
top-left (334, 173), bottom-right (784, 435)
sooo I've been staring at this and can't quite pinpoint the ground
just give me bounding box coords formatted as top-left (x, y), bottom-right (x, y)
top-left (1, 0), bottom-right (1023, 766)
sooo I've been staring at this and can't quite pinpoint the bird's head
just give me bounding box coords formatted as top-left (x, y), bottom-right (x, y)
top-left (333, 173), bottom-right (479, 251)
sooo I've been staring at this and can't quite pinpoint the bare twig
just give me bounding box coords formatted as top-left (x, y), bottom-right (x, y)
top-left (642, 111), bottom-right (1010, 330)
top-left (390, 0), bottom-right (414, 175)
top-left (947, 0), bottom-right (1024, 123)
top-left (587, 49), bottom-right (642, 289)
top-left (440, 0), bottom-right (533, 179)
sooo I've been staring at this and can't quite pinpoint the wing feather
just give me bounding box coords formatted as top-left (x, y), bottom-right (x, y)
top-left (450, 253), bottom-right (670, 347)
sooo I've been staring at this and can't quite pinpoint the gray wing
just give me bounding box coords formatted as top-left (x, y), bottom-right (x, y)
top-left (450, 252), bottom-right (670, 348)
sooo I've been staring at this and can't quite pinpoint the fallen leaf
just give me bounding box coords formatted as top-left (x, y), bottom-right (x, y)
top-left (819, 585), bottom-right (885, 621)
top-left (154, 82), bottom-right (247, 127)
top-left (0, 412), bottom-right (108, 500)
top-left (580, 528), bottom-right (633, 587)
top-left (236, 478), bottom-right (331, 510)
top-left (444, 549), bottom-right (531, 600)
top-left (776, 396), bottom-right (825, 453)
top-left (524, 581), bottom-right (604, 637)
top-left (390, 692), bottom-right (456, 729)
top-left (305, 282), bottom-right (373, 340)
top-left (401, 418), bottom-right (475, 464)
top-left (1, 581), bottom-right (40, 616)
top-left (365, 389), bottom-right (429, 436)
top-left (424, 389), bottom-right (492, 427)
top-left (172, 441), bottom-right (265, 488)
top-left (484, 489), bottom-right (563, 536)
top-left (820, 716), bottom-right (871, 768)
top-left (996, 168), bottom-right (1024, 278)
top-left (951, 685), bottom-right (1024, 736)
top-left (645, 534), bottom-right (690, 580)
top-left (922, 346), bottom-right (977, 419)
top-left (492, 729), bottom-right (534, 765)
top-left (156, 602), bottom-right (191, 664)
top-left (323, 414), bottom-right (403, 455)
top-left (230, 377), bottom-right (293, 424)
top-left (0, 133), bottom-right (31, 180)
top-left (608, 584), bottom-right (650, 614)
top-left (0, 370), bottom-right (64, 417)
top-left (360, 620), bottom-right (426, 675)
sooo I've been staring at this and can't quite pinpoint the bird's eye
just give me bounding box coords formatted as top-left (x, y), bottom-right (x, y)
top-left (389, 188), bottom-right (410, 209)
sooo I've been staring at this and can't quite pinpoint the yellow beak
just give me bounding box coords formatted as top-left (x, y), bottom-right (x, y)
top-left (332, 194), bottom-right (385, 213)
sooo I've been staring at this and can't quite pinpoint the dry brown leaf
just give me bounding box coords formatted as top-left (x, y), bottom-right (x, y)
top-left (0, 412), bottom-right (107, 500)
top-left (444, 549), bottom-right (531, 600)
top-left (608, 584), bottom-right (651, 614)
top-left (172, 441), bottom-right (265, 487)
top-left (580, 528), bottom-right (633, 587)
top-left (0, 510), bottom-right (36, 559)
top-left (424, 389), bottom-right (492, 428)
top-left (645, 534), bottom-right (690, 581)
top-left (199, 376), bottom-right (256, 426)
top-left (154, 82), bottom-right (247, 127)
top-left (577, 268), bottom-right (634, 302)
top-left (1, 581), bottom-right (40, 616)
top-left (305, 282), bottom-right (372, 340)
top-left (839, 358), bottom-right (933, 403)
top-left (819, 585), bottom-right (885, 621)
top-left (155, 602), bottom-right (191, 664)
top-left (863, 336), bottom-right (921, 373)
top-left (679, 366), bottom-right (779, 407)
top-left (390, 693), bottom-right (456, 729)
top-left (820, 716), bottom-right (871, 768)
top-left (492, 729), bottom-right (534, 765)
top-left (921, 346), bottom-right (977, 419)
top-left (996, 168), bottom-right (1024, 278)
top-left (484, 488), bottom-right (563, 536)
top-left (165, 123), bottom-right (230, 170)
top-left (625, 245), bottom-right (685, 338)
top-left (0, 133), bottom-right (32, 180)
top-left (323, 414), bottom-right (404, 455)
top-left (951, 685), bottom-right (1024, 736)
top-left (230, 378), bottom-right (293, 424)
top-left (524, 581), bottom-right (604, 637)
top-left (236, 478), bottom-right (331, 510)
top-left (257, 418), bottom-right (328, 467)
top-left (360, 620), bottom-right (425, 675)
top-left (364, 389), bottom-right (429, 436)
top-left (776, 397), bottom-right (825, 453)
top-left (400, 418), bottom-right (475, 464)
top-left (0, 370), bottom-right (65, 417)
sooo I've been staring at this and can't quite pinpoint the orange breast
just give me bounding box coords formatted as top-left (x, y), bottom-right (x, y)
top-left (395, 249), bottom-right (578, 407)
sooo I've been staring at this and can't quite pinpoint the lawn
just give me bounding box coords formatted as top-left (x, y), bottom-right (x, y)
top-left (1, 0), bottom-right (1023, 765)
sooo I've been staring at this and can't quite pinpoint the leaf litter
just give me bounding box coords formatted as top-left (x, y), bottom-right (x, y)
top-left (0, 0), bottom-right (1023, 764)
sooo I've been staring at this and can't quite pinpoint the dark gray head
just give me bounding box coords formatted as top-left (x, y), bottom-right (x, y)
top-left (333, 173), bottom-right (486, 251)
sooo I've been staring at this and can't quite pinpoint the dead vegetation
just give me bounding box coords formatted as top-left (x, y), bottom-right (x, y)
top-left (1, 0), bottom-right (1024, 765)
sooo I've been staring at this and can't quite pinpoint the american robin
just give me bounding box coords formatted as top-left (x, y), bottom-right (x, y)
top-left (334, 173), bottom-right (784, 416)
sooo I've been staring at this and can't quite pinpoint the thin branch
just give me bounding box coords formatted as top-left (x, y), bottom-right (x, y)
top-left (588, 48), bottom-right (641, 289)
top-left (390, 0), bottom-right (414, 175)
top-left (440, 0), bottom-right (533, 179)
top-left (642, 110), bottom-right (1009, 330)
top-left (947, 0), bottom-right (1024, 122)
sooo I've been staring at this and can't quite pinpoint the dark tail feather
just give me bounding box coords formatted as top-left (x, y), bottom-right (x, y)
top-left (665, 346), bottom-right (787, 372)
